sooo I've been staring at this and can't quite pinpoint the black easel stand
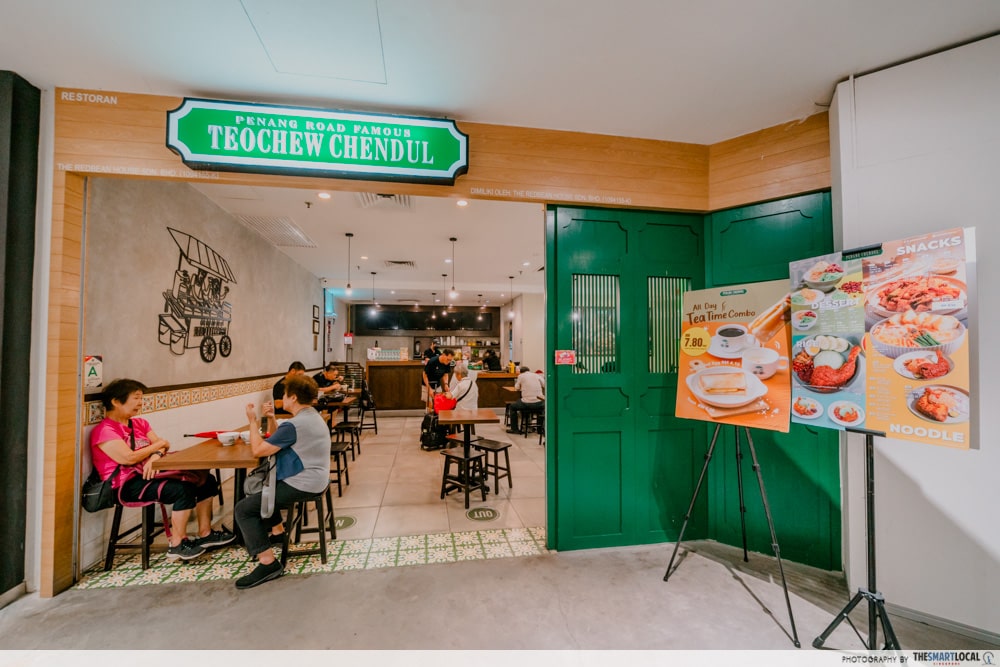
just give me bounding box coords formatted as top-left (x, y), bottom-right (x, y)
top-left (664, 424), bottom-right (800, 648)
top-left (814, 428), bottom-right (900, 650)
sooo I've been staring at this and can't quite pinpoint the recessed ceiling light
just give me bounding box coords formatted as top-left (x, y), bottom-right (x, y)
top-left (445, 258), bottom-right (452, 263)
top-left (360, 255), bottom-right (368, 260)
top-left (456, 199), bottom-right (468, 207)
top-left (317, 192), bottom-right (331, 200)
top-left (391, 290), bottom-right (396, 294)
top-left (523, 261), bottom-right (531, 266)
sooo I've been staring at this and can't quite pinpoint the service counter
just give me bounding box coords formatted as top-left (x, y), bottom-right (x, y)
top-left (366, 361), bottom-right (518, 409)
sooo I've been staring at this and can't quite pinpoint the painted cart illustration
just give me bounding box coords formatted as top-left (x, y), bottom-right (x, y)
top-left (158, 227), bottom-right (236, 362)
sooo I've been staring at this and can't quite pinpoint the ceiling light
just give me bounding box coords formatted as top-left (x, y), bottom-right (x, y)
top-left (456, 199), bottom-right (468, 207)
top-left (523, 261), bottom-right (531, 266)
top-left (370, 271), bottom-right (378, 309)
top-left (508, 275), bottom-right (515, 319)
top-left (344, 233), bottom-right (353, 297)
top-left (449, 237), bottom-right (458, 299)
top-left (317, 192), bottom-right (331, 200)
top-left (360, 255), bottom-right (368, 260)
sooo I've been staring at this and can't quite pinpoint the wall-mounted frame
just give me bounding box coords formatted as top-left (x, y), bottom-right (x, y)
top-left (312, 320), bottom-right (320, 334)
top-left (313, 305), bottom-right (320, 319)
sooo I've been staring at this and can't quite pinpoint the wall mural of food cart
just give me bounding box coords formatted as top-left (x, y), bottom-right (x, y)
top-left (158, 227), bottom-right (236, 363)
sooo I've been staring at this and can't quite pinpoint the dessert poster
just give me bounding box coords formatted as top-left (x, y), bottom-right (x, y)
top-left (862, 227), bottom-right (974, 449)
top-left (675, 279), bottom-right (792, 433)
top-left (788, 252), bottom-right (867, 430)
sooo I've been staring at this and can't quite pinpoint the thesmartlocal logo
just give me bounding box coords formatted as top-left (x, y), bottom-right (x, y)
top-left (166, 98), bottom-right (469, 184)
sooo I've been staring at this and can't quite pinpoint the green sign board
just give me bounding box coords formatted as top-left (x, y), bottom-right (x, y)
top-left (166, 98), bottom-right (469, 185)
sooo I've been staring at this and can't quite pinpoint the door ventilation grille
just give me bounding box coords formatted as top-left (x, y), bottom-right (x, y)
top-left (356, 193), bottom-right (413, 209)
top-left (384, 260), bottom-right (417, 269)
top-left (236, 215), bottom-right (317, 248)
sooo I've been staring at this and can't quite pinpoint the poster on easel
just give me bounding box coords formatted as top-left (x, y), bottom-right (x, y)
top-left (788, 253), bottom-right (867, 430)
top-left (789, 227), bottom-right (975, 448)
top-left (862, 227), bottom-right (974, 449)
top-left (675, 279), bottom-right (792, 432)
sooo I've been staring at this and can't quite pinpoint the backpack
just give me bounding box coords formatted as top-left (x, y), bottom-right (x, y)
top-left (419, 413), bottom-right (449, 450)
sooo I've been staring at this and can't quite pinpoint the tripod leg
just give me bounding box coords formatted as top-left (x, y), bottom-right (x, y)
top-left (734, 427), bottom-right (749, 562)
top-left (813, 591), bottom-right (865, 648)
top-left (875, 599), bottom-right (901, 650)
top-left (664, 424), bottom-right (722, 581)
top-left (744, 428), bottom-right (800, 648)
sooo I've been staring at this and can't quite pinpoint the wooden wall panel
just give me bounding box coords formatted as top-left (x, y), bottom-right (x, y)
top-left (39, 87), bottom-right (830, 595)
top-left (708, 112), bottom-right (831, 210)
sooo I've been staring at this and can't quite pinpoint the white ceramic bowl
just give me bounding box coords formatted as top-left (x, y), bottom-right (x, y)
top-left (217, 431), bottom-right (243, 446)
top-left (868, 317), bottom-right (967, 359)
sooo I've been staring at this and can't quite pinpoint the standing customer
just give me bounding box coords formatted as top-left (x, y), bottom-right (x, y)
top-left (90, 378), bottom-right (234, 561)
top-left (422, 339), bottom-right (439, 361)
top-left (273, 361), bottom-right (306, 414)
top-left (234, 374), bottom-right (331, 589)
top-left (508, 366), bottom-right (545, 434)
top-left (422, 347), bottom-right (455, 411)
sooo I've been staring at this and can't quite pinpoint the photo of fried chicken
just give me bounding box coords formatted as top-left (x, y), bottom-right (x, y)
top-left (902, 351), bottom-right (951, 379)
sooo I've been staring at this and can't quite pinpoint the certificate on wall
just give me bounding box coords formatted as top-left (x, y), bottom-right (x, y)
top-left (788, 252), bottom-right (867, 430)
top-left (675, 280), bottom-right (792, 433)
top-left (862, 227), bottom-right (974, 449)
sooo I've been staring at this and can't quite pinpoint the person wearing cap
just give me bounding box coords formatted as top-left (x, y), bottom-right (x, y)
top-left (422, 339), bottom-right (439, 362)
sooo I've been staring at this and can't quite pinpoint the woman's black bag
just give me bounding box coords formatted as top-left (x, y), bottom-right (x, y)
top-left (81, 465), bottom-right (119, 513)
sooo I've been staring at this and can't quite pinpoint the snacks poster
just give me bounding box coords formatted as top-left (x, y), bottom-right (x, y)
top-left (789, 227), bottom-right (975, 448)
top-left (675, 279), bottom-right (792, 433)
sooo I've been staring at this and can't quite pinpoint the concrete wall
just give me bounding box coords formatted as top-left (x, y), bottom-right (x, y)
top-left (831, 35), bottom-right (1000, 636)
top-left (84, 178), bottom-right (324, 388)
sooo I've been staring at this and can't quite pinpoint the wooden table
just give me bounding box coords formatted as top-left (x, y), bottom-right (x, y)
top-left (151, 438), bottom-right (259, 502)
top-left (438, 408), bottom-right (500, 457)
top-left (320, 395), bottom-right (357, 427)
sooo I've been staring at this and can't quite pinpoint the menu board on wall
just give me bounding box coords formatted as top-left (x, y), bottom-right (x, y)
top-left (789, 227), bottom-right (975, 448)
top-left (788, 253), bottom-right (867, 430)
top-left (675, 280), bottom-right (792, 433)
top-left (862, 228), bottom-right (974, 448)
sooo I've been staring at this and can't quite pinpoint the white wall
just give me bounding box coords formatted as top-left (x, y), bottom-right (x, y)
top-left (832, 36), bottom-right (1000, 635)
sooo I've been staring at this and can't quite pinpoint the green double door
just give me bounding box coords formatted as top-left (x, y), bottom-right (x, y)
top-left (545, 207), bottom-right (709, 550)
top-left (546, 193), bottom-right (841, 570)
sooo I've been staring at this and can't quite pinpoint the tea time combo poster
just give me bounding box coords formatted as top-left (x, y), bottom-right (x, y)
top-left (675, 279), bottom-right (792, 433)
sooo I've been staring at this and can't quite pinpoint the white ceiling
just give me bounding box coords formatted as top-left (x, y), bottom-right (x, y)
top-left (5, 0), bottom-right (1000, 304)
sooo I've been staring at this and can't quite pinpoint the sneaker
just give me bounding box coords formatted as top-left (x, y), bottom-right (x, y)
top-left (166, 538), bottom-right (207, 561)
top-left (235, 561), bottom-right (284, 589)
top-left (194, 528), bottom-right (237, 550)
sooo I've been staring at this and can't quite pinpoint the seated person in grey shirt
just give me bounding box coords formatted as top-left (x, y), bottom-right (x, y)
top-left (235, 374), bottom-right (331, 589)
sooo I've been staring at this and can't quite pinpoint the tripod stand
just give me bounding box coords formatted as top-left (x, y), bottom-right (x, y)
top-left (813, 428), bottom-right (900, 650)
top-left (664, 423), bottom-right (800, 648)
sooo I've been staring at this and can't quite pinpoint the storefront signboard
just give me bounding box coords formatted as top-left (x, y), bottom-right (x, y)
top-left (167, 98), bottom-right (469, 184)
top-left (675, 280), bottom-right (792, 433)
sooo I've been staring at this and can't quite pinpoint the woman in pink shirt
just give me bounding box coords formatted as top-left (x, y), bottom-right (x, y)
top-left (90, 378), bottom-right (234, 561)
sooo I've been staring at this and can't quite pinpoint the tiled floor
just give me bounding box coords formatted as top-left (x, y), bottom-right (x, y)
top-left (76, 411), bottom-right (550, 589)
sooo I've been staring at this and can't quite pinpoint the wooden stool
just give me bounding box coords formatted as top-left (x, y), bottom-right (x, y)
top-left (521, 406), bottom-right (544, 436)
top-left (503, 400), bottom-right (516, 427)
top-left (439, 449), bottom-right (488, 509)
top-left (333, 420), bottom-right (362, 459)
top-left (280, 486), bottom-right (337, 566)
top-left (330, 441), bottom-right (351, 496)
top-left (472, 438), bottom-right (513, 493)
top-left (104, 501), bottom-right (171, 571)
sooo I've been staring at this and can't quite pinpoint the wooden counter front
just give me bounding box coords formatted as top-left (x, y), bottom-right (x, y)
top-left (367, 361), bottom-right (426, 409)
top-left (475, 372), bottom-right (518, 408)
top-left (366, 363), bottom-right (518, 410)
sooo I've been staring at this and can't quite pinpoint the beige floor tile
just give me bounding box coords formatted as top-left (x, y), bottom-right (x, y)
top-left (381, 481), bottom-right (444, 506)
top-left (346, 465), bottom-right (392, 484)
top-left (330, 505), bottom-right (378, 540)
top-left (446, 499), bottom-right (525, 532)
top-left (509, 497), bottom-right (547, 526)
top-left (335, 480), bottom-right (386, 508)
top-left (372, 504), bottom-right (450, 537)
